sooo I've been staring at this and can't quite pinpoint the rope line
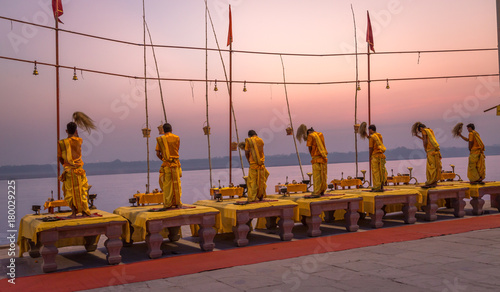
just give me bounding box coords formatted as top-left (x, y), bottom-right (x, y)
top-left (0, 16), bottom-right (496, 57)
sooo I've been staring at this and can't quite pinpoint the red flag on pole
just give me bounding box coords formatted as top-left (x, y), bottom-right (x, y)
top-left (227, 5), bottom-right (233, 46)
top-left (52, 0), bottom-right (64, 23)
top-left (366, 11), bottom-right (374, 53)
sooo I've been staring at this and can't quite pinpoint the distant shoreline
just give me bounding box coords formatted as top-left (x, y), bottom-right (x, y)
top-left (1, 146), bottom-right (499, 180)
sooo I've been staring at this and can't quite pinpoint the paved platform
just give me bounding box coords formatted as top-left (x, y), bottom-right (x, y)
top-left (81, 227), bottom-right (500, 292)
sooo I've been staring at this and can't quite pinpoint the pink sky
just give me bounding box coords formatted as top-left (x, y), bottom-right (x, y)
top-left (0, 0), bottom-right (499, 166)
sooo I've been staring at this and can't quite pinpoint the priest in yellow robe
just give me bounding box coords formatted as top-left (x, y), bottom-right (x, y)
top-left (156, 123), bottom-right (182, 208)
top-left (244, 130), bottom-right (270, 202)
top-left (57, 122), bottom-right (91, 217)
top-left (368, 125), bottom-right (387, 192)
top-left (416, 123), bottom-right (442, 188)
top-left (307, 127), bottom-right (328, 197)
top-left (458, 123), bottom-right (485, 184)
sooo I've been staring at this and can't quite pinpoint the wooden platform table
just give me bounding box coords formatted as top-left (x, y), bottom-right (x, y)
top-left (267, 193), bottom-right (362, 236)
top-left (444, 181), bottom-right (500, 215)
top-left (391, 184), bottom-right (467, 221)
top-left (114, 204), bottom-right (219, 259)
top-left (194, 199), bottom-right (297, 247)
top-left (18, 210), bottom-right (129, 273)
top-left (326, 189), bottom-right (420, 228)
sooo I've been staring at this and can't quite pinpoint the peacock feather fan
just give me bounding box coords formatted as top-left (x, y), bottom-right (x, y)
top-left (72, 112), bottom-right (96, 134)
top-left (358, 122), bottom-right (368, 140)
top-left (296, 124), bottom-right (308, 143)
top-left (452, 123), bottom-right (463, 138)
top-left (411, 121), bottom-right (423, 137)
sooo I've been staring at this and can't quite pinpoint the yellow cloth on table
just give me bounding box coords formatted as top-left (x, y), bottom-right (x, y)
top-left (327, 189), bottom-right (422, 215)
top-left (113, 204), bottom-right (219, 242)
top-left (194, 199), bottom-right (298, 234)
top-left (465, 181), bottom-right (500, 198)
top-left (17, 210), bottom-right (130, 257)
top-left (43, 200), bottom-right (68, 210)
top-left (389, 184), bottom-right (466, 209)
top-left (267, 193), bottom-right (361, 221)
top-left (134, 193), bottom-right (163, 205)
top-left (295, 195), bottom-right (360, 217)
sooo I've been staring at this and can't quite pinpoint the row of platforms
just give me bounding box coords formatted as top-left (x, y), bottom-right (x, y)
top-left (17, 181), bottom-right (500, 273)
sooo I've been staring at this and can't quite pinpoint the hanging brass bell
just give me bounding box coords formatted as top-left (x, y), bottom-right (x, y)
top-left (33, 61), bottom-right (39, 75)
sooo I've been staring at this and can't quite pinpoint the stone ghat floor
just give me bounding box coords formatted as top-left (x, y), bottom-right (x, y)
top-left (82, 228), bottom-right (500, 292)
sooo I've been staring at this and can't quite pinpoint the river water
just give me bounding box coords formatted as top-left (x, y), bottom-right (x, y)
top-left (1, 155), bottom-right (498, 245)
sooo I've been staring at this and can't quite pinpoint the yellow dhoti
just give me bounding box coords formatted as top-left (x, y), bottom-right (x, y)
top-left (312, 162), bottom-right (328, 196)
top-left (426, 150), bottom-right (442, 185)
top-left (60, 167), bottom-right (90, 215)
top-left (159, 166), bottom-right (182, 208)
top-left (468, 152), bottom-right (485, 182)
top-left (371, 154), bottom-right (387, 190)
top-left (247, 165), bottom-right (270, 201)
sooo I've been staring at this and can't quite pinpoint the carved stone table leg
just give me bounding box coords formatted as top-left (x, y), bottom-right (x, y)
top-left (305, 214), bottom-right (322, 237)
top-left (278, 208), bottom-right (294, 241)
top-left (452, 194), bottom-right (466, 218)
top-left (424, 194), bottom-right (438, 221)
top-left (402, 196), bottom-right (417, 224)
top-left (146, 220), bottom-right (163, 259)
top-left (105, 224), bottom-right (123, 265)
top-left (198, 215), bottom-right (216, 251)
top-left (167, 227), bottom-right (181, 242)
top-left (345, 202), bottom-right (360, 232)
top-left (39, 230), bottom-right (58, 273)
top-left (84, 235), bottom-right (98, 252)
top-left (370, 201), bottom-right (385, 228)
top-left (470, 196), bottom-right (485, 215)
top-left (233, 212), bottom-right (250, 247)
top-left (28, 239), bottom-right (41, 258)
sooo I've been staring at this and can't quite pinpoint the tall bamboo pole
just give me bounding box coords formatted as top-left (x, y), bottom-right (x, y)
top-left (351, 5), bottom-right (359, 177)
top-left (497, 0), bottom-right (500, 86)
top-left (205, 2), bottom-right (213, 187)
top-left (142, 0), bottom-right (150, 194)
top-left (229, 41), bottom-right (233, 184)
top-left (55, 2), bottom-right (61, 201)
top-left (280, 55), bottom-right (304, 181)
top-left (367, 43), bottom-right (372, 186)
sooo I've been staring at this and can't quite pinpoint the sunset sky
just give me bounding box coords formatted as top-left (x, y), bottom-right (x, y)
top-left (0, 0), bottom-right (499, 167)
